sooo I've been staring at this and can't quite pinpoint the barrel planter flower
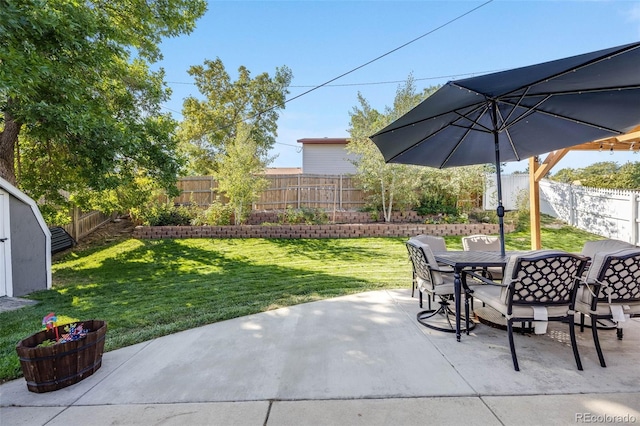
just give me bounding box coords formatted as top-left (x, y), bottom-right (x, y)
top-left (15, 320), bottom-right (107, 393)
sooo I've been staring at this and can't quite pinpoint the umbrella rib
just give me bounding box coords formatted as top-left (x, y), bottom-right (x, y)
top-left (383, 120), bottom-right (461, 165)
top-left (498, 94), bottom-right (551, 131)
top-left (452, 104), bottom-right (493, 134)
top-left (510, 45), bottom-right (640, 97)
top-left (496, 108), bottom-right (521, 162)
top-left (495, 87), bottom-right (532, 132)
top-left (371, 100), bottom-right (484, 137)
top-left (439, 125), bottom-right (476, 168)
top-left (452, 44), bottom-right (639, 101)
top-left (499, 96), bottom-right (628, 135)
top-left (501, 84), bottom-right (640, 100)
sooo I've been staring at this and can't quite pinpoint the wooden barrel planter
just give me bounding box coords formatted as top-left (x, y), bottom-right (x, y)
top-left (15, 320), bottom-right (107, 393)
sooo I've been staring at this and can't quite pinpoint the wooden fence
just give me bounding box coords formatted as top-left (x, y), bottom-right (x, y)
top-left (62, 207), bottom-right (112, 241)
top-left (174, 175), bottom-right (367, 211)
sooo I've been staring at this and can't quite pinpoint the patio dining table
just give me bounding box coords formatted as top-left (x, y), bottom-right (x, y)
top-left (433, 251), bottom-right (511, 341)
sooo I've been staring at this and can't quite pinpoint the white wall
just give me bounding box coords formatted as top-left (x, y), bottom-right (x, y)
top-left (302, 144), bottom-right (359, 175)
top-left (483, 173), bottom-right (530, 211)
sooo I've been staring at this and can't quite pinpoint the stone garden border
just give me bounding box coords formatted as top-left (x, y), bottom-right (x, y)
top-left (133, 223), bottom-right (513, 239)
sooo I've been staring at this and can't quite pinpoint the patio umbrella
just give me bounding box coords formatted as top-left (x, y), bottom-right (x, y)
top-left (370, 42), bottom-right (640, 255)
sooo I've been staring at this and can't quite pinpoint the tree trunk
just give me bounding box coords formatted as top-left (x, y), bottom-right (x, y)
top-left (0, 108), bottom-right (20, 185)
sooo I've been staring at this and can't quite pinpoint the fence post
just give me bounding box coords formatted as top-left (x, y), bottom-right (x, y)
top-left (569, 185), bottom-right (576, 227)
top-left (339, 175), bottom-right (343, 210)
top-left (631, 192), bottom-right (638, 245)
top-left (73, 206), bottom-right (80, 241)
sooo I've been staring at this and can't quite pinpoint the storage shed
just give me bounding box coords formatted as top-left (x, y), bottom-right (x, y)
top-left (0, 177), bottom-right (51, 297)
top-left (297, 138), bottom-right (360, 175)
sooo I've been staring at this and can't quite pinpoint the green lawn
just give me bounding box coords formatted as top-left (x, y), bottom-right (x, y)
top-left (0, 223), bottom-right (600, 382)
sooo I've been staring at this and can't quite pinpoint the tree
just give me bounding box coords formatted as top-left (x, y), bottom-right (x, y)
top-left (178, 58), bottom-right (293, 175)
top-left (214, 123), bottom-right (272, 225)
top-left (552, 161), bottom-right (640, 190)
top-left (613, 162), bottom-right (640, 189)
top-left (417, 166), bottom-right (486, 215)
top-left (0, 0), bottom-right (207, 212)
top-left (347, 76), bottom-right (438, 222)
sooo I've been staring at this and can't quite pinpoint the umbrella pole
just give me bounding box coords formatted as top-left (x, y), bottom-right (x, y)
top-left (492, 101), bottom-right (506, 257)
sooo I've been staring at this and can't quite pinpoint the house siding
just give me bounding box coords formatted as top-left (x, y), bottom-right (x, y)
top-left (303, 144), bottom-right (359, 175)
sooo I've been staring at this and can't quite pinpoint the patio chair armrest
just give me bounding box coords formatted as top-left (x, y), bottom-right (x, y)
top-left (431, 265), bottom-right (454, 274)
top-left (464, 270), bottom-right (505, 287)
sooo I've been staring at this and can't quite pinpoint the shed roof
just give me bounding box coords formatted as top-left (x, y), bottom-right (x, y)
top-left (297, 138), bottom-right (350, 145)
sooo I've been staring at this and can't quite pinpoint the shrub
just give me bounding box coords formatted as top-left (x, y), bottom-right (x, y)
top-left (424, 213), bottom-right (469, 224)
top-left (415, 194), bottom-right (458, 216)
top-left (192, 199), bottom-right (233, 226)
top-left (278, 206), bottom-right (330, 225)
top-left (469, 209), bottom-right (498, 224)
top-left (131, 202), bottom-right (196, 226)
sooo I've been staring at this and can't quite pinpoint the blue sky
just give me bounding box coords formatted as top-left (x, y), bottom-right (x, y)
top-left (156, 0), bottom-right (640, 173)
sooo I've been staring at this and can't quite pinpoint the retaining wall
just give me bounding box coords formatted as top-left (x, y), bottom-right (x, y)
top-left (133, 223), bottom-right (512, 239)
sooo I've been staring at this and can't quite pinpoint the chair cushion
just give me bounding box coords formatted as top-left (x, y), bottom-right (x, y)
top-left (407, 239), bottom-right (446, 286)
top-left (585, 247), bottom-right (640, 284)
top-left (417, 276), bottom-right (454, 296)
top-left (575, 286), bottom-right (640, 316)
top-left (462, 234), bottom-right (500, 251)
top-left (581, 239), bottom-right (635, 259)
top-left (417, 274), bottom-right (481, 295)
top-left (412, 235), bottom-right (447, 252)
top-left (473, 285), bottom-right (572, 319)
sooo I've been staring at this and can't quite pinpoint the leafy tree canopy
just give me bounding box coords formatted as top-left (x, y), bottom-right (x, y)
top-left (347, 76), bottom-right (434, 221)
top-left (347, 75), bottom-right (485, 221)
top-left (551, 161), bottom-right (640, 189)
top-left (214, 122), bottom-right (272, 225)
top-left (178, 58), bottom-right (293, 175)
top-left (0, 0), bottom-right (207, 215)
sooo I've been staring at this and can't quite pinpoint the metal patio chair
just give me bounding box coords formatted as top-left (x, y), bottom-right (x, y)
top-left (406, 239), bottom-right (475, 333)
top-left (471, 250), bottom-right (587, 371)
top-left (575, 248), bottom-right (640, 367)
top-left (461, 234), bottom-right (504, 280)
top-left (409, 235), bottom-right (447, 297)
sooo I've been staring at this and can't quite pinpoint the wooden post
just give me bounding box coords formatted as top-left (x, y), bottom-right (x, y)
top-left (529, 157), bottom-right (541, 250)
top-left (297, 175), bottom-right (301, 209)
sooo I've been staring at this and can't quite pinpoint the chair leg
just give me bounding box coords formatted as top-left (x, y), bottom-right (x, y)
top-left (580, 313), bottom-right (585, 333)
top-left (411, 273), bottom-right (416, 298)
top-left (417, 297), bottom-right (475, 334)
top-left (590, 315), bottom-right (607, 368)
top-left (568, 316), bottom-right (583, 371)
top-left (419, 291), bottom-right (423, 308)
top-left (464, 293), bottom-right (471, 335)
top-left (507, 319), bottom-right (519, 371)
top-left (617, 328), bottom-right (624, 340)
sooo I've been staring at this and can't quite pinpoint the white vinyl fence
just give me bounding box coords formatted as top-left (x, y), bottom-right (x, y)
top-left (484, 174), bottom-right (640, 245)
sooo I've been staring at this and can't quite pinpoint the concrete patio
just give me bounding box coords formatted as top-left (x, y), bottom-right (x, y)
top-left (2, 289), bottom-right (639, 425)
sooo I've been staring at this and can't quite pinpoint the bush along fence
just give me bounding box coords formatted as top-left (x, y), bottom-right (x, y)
top-left (133, 223), bottom-right (512, 240)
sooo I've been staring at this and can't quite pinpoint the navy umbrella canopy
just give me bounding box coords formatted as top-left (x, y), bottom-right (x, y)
top-left (370, 42), bottom-right (640, 255)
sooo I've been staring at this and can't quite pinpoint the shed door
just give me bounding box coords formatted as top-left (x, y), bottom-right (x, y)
top-left (0, 190), bottom-right (10, 297)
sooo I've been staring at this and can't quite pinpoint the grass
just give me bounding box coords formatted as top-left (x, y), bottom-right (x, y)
top-left (0, 220), bottom-right (600, 382)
